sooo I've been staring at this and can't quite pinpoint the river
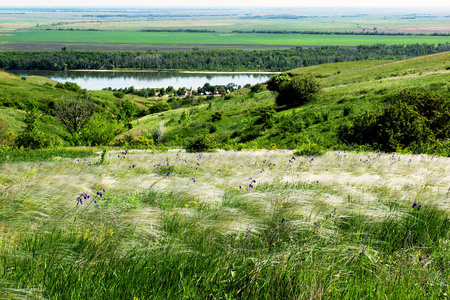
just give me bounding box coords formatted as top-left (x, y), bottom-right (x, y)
top-left (8, 70), bottom-right (273, 90)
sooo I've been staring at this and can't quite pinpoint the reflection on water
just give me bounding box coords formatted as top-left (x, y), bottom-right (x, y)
top-left (9, 70), bottom-right (271, 90)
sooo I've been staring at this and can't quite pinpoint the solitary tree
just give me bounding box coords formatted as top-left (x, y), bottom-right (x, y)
top-left (15, 100), bottom-right (50, 149)
top-left (267, 73), bottom-right (321, 108)
top-left (55, 94), bottom-right (94, 138)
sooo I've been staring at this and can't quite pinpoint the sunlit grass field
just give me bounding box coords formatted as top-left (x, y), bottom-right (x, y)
top-left (1, 149), bottom-right (450, 298)
top-left (2, 30), bottom-right (450, 47)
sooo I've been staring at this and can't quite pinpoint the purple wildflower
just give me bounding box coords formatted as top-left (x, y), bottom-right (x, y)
top-left (412, 202), bottom-right (418, 208)
top-left (418, 204), bottom-right (422, 211)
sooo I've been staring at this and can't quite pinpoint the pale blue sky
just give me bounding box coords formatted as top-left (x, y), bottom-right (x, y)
top-left (2, 0), bottom-right (450, 7)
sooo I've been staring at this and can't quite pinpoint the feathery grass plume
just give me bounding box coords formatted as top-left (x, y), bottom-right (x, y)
top-left (2, 149), bottom-right (450, 298)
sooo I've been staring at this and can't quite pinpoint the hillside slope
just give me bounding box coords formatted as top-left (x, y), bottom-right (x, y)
top-left (1, 52), bottom-right (449, 151)
top-left (124, 52), bottom-right (450, 151)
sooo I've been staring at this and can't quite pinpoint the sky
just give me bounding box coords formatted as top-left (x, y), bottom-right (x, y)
top-left (2, 0), bottom-right (450, 7)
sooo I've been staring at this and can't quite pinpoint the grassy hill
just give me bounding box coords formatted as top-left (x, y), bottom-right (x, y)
top-left (1, 51), bottom-right (449, 152)
top-left (0, 71), bottom-right (155, 145)
top-left (123, 52), bottom-right (450, 152)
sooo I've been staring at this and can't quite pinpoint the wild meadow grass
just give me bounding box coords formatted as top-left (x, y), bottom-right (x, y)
top-left (1, 149), bottom-right (450, 299)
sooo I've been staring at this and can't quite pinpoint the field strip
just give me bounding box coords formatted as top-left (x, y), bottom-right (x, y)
top-left (1, 31), bottom-right (450, 47)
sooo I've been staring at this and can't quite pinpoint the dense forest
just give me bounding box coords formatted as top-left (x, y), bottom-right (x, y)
top-left (1, 43), bottom-right (449, 71)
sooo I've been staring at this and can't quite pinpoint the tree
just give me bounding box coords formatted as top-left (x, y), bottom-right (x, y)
top-left (15, 100), bottom-right (50, 149)
top-left (55, 94), bottom-right (94, 138)
top-left (23, 100), bottom-right (39, 132)
top-left (79, 114), bottom-right (124, 146)
top-left (273, 75), bottom-right (321, 108)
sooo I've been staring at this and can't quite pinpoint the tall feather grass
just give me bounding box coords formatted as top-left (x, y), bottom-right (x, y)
top-left (1, 149), bottom-right (449, 299)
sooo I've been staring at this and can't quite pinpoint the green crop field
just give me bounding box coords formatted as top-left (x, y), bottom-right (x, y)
top-left (1, 30), bottom-right (450, 47)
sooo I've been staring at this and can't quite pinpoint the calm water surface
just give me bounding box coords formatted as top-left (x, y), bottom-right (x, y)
top-left (9, 70), bottom-right (272, 90)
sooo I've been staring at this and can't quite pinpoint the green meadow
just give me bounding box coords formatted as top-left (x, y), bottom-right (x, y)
top-left (1, 148), bottom-right (450, 299)
top-left (2, 30), bottom-right (450, 47)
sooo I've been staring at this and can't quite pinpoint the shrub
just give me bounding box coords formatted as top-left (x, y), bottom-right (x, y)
top-left (15, 131), bottom-right (50, 149)
top-left (294, 136), bottom-right (326, 156)
top-left (250, 83), bottom-right (264, 93)
top-left (343, 106), bottom-right (352, 117)
top-left (253, 109), bottom-right (276, 129)
top-left (116, 133), bottom-right (155, 149)
top-left (148, 102), bottom-right (171, 115)
top-left (208, 123), bottom-right (217, 133)
top-left (113, 91), bottom-right (125, 99)
top-left (266, 73), bottom-right (291, 92)
top-left (117, 100), bottom-right (139, 120)
top-left (339, 90), bottom-right (450, 152)
top-left (274, 75), bottom-right (321, 108)
top-left (179, 110), bottom-right (190, 127)
top-left (211, 111), bottom-right (224, 122)
top-left (152, 122), bottom-right (166, 144)
top-left (79, 114), bottom-right (124, 146)
top-left (59, 81), bottom-right (82, 92)
top-left (185, 135), bottom-right (215, 153)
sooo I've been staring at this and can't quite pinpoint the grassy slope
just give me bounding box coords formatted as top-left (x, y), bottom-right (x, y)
top-left (1, 52), bottom-right (449, 149)
top-left (0, 71), bottom-right (152, 141)
top-left (126, 52), bottom-right (450, 149)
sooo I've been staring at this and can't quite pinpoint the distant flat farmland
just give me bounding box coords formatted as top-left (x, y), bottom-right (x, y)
top-left (1, 30), bottom-right (449, 49)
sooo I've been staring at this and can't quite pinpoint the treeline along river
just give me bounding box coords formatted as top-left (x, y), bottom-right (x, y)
top-left (1, 43), bottom-right (449, 72)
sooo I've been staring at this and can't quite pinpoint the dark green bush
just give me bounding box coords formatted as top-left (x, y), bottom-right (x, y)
top-left (266, 73), bottom-right (291, 92)
top-left (113, 91), bottom-right (125, 99)
top-left (211, 111), bottom-right (224, 122)
top-left (339, 90), bottom-right (450, 152)
top-left (15, 131), bottom-right (50, 149)
top-left (79, 114), bottom-right (124, 146)
top-left (148, 102), bottom-right (171, 115)
top-left (250, 83), bottom-right (264, 93)
top-left (253, 109), bottom-right (276, 129)
top-left (274, 75), bottom-right (321, 108)
top-left (185, 135), bottom-right (215, 153)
